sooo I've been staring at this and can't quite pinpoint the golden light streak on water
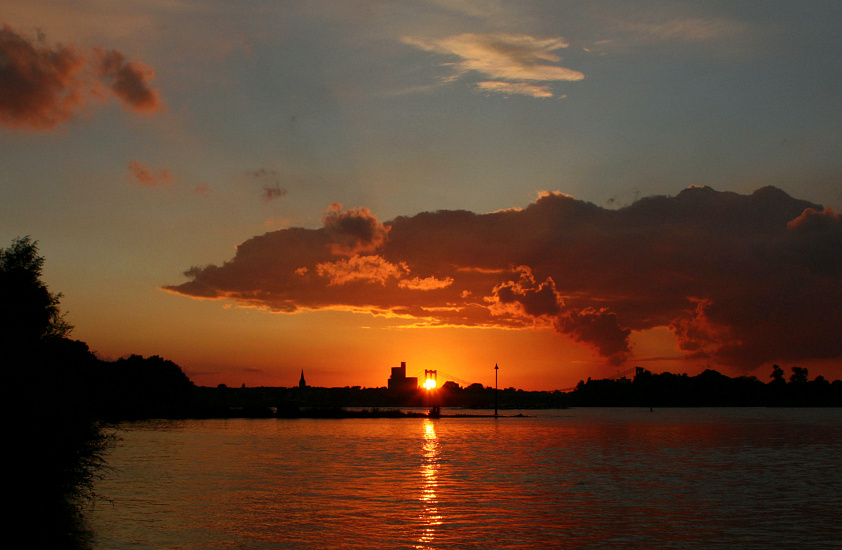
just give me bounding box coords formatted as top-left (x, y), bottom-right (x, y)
top-left (416, 419), bottom-right (442, 549)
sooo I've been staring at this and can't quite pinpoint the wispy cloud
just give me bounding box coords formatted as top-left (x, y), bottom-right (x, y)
top-left (248, 168), bottom-right (288, 203)
top-left (262, 184), bottom-right (287, 203)
top-left (127, 160), bottom-right (172, 187)
top-left (427, 0), bottom-right (503, 18)
top-left (403, 32), bottom-right (584, 98)
top-left (585, 12), bottom-right (751, 56)
top-left (476, 81), bottom-right (554, 98)
top-left (165, 186), bottom-right (842, 370)
top-left (619, 16), bottom-right (746, 43)
top-left (191, 182), bottom-right (211, 198)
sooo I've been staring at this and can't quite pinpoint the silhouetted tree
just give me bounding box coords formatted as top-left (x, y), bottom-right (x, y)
top-left (770, 364), bottom-right (786, 384)
top-left (0, 236), bottom-right (72, 351)
top-left (96, 354), bottom-right (196, 419)
top-left (790, 366), bottom-right (809, 384)
top-left (2, 237), bottom-right (115, 547)
top-left (439, 380), bottom-right (462, 406)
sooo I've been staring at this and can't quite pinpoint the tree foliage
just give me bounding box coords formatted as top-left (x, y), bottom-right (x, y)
top-left (790, 366), bottom-right (809, 384)
top-left (2, 237), bottom-right (110, 547)
top-left (0, 236), bottom-right (71, 348)
top-left (570, 366), bottom-right (842, 407)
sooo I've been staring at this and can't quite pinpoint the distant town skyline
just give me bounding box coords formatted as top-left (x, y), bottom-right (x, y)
top-left (2, 1), bottom-right (841, 390)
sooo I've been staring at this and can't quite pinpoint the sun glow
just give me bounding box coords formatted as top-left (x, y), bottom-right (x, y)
top-left (423, 378), bottom-right (437, 390)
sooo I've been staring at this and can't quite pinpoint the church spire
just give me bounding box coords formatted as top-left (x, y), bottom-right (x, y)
top-left (299, 369), bottom-right (307, 389)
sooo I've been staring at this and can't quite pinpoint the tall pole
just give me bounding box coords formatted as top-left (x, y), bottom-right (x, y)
top-left (494, 363), bottom-right (499, 417)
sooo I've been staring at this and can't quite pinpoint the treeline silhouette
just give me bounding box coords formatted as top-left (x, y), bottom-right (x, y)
top-left (569, 366), bottom-right (842, 407)
top-left (194, 365), bottom-right (842, 415)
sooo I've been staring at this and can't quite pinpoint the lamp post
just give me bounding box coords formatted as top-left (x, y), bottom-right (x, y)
top-left (494, 363), bottom-right (499, 417)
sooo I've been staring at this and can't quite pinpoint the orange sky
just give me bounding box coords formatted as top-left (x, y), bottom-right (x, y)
top-left (3, 3), bottom-right (842, 390)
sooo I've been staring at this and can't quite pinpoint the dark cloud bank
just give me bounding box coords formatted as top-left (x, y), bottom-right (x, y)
top-left (165, 186), bottom-right (842, 370)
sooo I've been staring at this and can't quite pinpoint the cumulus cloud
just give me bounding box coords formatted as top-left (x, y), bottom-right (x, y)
top-left (165, 186), bottom-right (842, 370)
top-left (0, 26), bottom-right (160, 130)
top-left (322, 203), bottom-right (390, 256)
top-left (489, 265), bottom-right (562, 319)
top-left (787, 207), bottom-right (841, 232)
top-left (0, 26), bottom-right (85, 129)
top-left (556, 308), bottom-right (631, 365)
top-left (403, 32), bottom-right (583, 98)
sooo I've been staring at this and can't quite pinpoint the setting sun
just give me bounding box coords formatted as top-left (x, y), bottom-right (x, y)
top-left (423, 379), bottom-right (437, 390)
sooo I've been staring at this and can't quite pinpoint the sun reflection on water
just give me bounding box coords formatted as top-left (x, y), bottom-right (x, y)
top-left (416, 419), bottom-right (442, 549)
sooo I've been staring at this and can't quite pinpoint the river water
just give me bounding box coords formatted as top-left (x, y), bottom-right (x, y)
top-left (89, 408), bottom-right (842, 549)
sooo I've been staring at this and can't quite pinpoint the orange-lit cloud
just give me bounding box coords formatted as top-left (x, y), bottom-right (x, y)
top-left (127, 160), bottom-right (172, 187)
top-left (0, 26), bottom-right (85, 129)
top-left (476, 81), bottom-right (554, 98)
top-left (316, 255), bottom-right (408, 286)
top-left (0, 26), bottom-right (160, 130)
top-left (165, 187), bottom-right (842, 370)
top-left (93, 47), bottom-right (160, 113)
top-left (399, 275), bottom-right (454, 291)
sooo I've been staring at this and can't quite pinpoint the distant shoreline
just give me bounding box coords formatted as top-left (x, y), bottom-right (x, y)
top-left (229, 406), bottom-right (530, 419)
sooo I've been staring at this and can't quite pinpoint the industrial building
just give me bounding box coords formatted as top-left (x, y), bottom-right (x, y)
top-left (387, 361), bottom-right (418, 392)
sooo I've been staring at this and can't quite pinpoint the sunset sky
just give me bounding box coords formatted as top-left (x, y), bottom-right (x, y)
top-left (2, 1), bottom-right (841, 390)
